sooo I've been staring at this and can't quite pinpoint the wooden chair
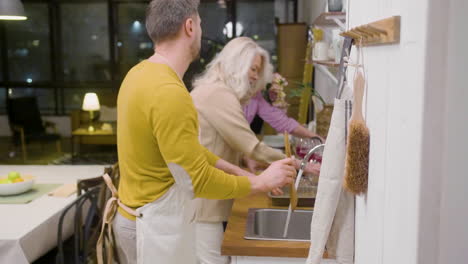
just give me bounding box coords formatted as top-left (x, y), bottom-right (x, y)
top-left (56, 163), bottom-right (120, 264)
top-left (7, 96), bottom-right (62, 162)
top-left (56, 187), bottom-right (101, 264)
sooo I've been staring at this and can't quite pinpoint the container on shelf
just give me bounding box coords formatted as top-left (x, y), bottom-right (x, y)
top-left (328, 0), bottom-right (343, 12)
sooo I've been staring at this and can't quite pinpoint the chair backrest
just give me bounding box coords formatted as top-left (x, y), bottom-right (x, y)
top-left (77, 175), bottom-right (108, 223)
top-left (77, 176), bottom-right (105, 196)
top-left (7, 96), bottom-right (45, 135)
top-left (78, 163), bottom-right (119, 214)
top-left (56, 187), bottom-right (101, 264)
top-left (62, 164), bottom-right (119, 263)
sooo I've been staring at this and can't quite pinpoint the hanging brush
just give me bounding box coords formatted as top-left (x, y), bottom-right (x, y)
top-left (344, 41), bottom-right (370, 195)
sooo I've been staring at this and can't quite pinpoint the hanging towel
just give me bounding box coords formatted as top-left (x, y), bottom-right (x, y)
top-left (306, 96), bottom-right (355, 264)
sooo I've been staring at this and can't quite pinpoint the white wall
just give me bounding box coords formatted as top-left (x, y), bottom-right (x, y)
top-left (439, 0), bottom-right (468, 258)
top-left (300, 0), bottom-right (327, 25)
top-left (348, 0), bottom-right (429, 264)
top-left (419, 0), bottom-right (468, 263)
top-left (346, 0), bottom-right (468, 263)
top-left (417, 0), bottom-right (449, 263)
top-left (438, 1), bottom-right (468, 261)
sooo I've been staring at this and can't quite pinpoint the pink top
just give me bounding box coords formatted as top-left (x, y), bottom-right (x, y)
top-left (243, 92), bottom-right (300, 133)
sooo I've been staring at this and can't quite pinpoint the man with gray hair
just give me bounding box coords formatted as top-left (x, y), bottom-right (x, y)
top-left (110, 0), bottom-right (296, 263)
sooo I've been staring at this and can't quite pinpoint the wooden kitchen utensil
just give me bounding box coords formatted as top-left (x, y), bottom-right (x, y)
top-left (284, 132), bottom-right (298, 210)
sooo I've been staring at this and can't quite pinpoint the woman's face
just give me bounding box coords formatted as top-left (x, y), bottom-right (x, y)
top-left (248, 54), bottom-right (263, 85)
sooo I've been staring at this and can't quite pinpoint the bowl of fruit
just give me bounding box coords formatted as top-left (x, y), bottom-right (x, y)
top-left (0, 172), bottom-right (35, 196)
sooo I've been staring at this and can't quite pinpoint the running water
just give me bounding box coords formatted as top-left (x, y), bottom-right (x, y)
top-left (283, 143), bottom-right (325, 238)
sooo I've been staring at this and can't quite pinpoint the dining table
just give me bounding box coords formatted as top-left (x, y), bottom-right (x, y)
top-left (0, 165), bottom-right (106, 264)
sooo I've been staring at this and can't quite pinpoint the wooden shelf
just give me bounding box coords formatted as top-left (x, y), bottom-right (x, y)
top-left (313, 60), bottom-right (340, 67)
top-left (312, 12), bottom-right (346, 29)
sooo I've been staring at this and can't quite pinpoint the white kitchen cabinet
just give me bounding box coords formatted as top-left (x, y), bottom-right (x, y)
top-left (231, 256), bottom-right (307, 264)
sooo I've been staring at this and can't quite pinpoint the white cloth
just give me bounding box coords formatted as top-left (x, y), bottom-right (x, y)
top-left (113, 212), bottom-right (136, 264)
top-left (306, 99), bottom-right (355, 264)
top-left (0, 165), bottom-right (105, 264)
top-left (195, 222), bottom-right (230, 264)
top-left (136, 163), bottom-right (197, 264)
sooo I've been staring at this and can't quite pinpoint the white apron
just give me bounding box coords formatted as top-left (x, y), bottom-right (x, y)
top-left (136, 163), bottom-right (197, 264)
top-left (306, 98), bottom-right (355, 264)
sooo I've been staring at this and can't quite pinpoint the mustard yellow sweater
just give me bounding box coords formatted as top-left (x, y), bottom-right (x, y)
top-left (117, 61), bottom-right (251, 220)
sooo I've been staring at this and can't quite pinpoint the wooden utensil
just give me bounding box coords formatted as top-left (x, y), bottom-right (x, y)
top-left (284, 132), bottom-right (298, 210)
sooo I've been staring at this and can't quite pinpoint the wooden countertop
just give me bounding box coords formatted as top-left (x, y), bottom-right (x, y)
top-left (221, 193), bottom-right (317, 258)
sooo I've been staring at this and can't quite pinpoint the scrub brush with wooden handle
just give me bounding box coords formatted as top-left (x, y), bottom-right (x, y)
top-left (344, 70), bottom-right (370, 195)
top-left (284, 132), bottom-right (298, 210)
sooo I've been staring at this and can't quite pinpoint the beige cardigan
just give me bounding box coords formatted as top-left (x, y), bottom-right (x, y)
top-left (191, 83), bottom-right (285, 222)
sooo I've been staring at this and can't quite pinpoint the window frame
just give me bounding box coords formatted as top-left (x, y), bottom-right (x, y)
top-left (0, 0), bottom-right (297, 115)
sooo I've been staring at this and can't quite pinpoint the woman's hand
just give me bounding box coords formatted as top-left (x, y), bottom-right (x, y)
top-left (242, 156), bottom-right (268, 174)
top-left (291, 125), bottom-right (325, 142)
top-left (271, 187), bottom-right (284, 196)
top-left (303, 162), bottom-right (321, 176)
top-left (292, 157), bottom-right (321, 175)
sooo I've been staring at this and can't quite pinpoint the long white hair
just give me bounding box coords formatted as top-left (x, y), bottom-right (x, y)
top-left (193, 37), bottom-right (273, 104)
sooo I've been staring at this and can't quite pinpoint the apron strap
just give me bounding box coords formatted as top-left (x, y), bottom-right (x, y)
top-left (96, 173), bottom-right (140, 264)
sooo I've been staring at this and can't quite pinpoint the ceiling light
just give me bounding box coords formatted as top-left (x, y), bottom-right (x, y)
top-left (0, 0), bottom-right (27, 21)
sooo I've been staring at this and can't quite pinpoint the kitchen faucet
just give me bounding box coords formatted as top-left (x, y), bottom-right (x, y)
top-left (295, 143), bottom-right (325, 190)
top-left (283, 140), bottom-right (325, 238)
top-left (296, 136), bottom-right (325, 177)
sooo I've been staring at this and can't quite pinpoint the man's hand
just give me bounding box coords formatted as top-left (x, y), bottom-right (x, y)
top-left (248, 158), bottom-right (296, 193)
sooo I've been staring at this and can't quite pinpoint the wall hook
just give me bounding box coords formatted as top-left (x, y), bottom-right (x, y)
top-left (340, 16), bottom-right (400, 46)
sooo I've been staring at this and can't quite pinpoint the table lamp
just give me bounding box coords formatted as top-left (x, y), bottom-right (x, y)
top-left (82, 93), bottom-right (100, 132)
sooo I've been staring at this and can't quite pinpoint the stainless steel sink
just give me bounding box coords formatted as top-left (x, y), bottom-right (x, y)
top-left (244, 208), bottom-right (313, 242)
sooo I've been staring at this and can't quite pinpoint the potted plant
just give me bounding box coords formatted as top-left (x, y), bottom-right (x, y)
top-left (263, 73), bottom-right (290, 112)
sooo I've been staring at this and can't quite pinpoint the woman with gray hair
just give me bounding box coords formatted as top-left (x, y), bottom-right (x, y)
top-left (191, 37), bottom-right (321, 264)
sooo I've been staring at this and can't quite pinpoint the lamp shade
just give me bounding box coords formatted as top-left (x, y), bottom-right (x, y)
top-left (0, 0), bottom-right (27, 20)
top-left (82, 93), bottom-right (100, 111)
